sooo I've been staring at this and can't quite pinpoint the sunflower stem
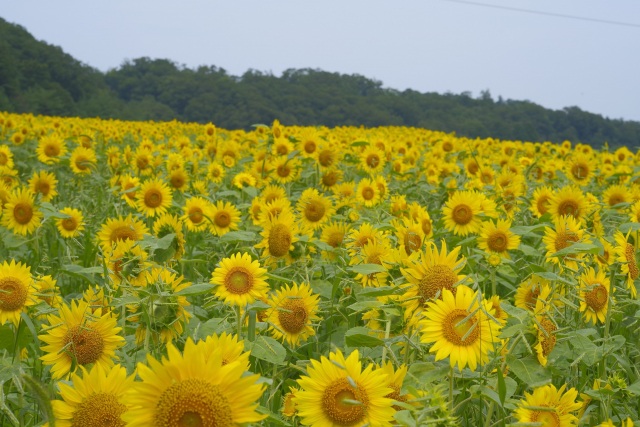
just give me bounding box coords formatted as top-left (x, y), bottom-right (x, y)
top-left (248, 309), bottom-right (256, 342)
top-left (381, 319), bottom-right (391, 364)
top-left (449, 366), bottom-right (454, 412)
top-left (237, 305), bottom-right (243, 338)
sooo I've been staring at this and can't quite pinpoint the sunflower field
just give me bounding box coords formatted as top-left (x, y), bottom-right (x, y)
top-left (1, 111), bottom-right (640, 427)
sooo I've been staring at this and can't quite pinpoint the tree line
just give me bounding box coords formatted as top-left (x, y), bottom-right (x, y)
top-left (1, 17), bottom-right (639, 147)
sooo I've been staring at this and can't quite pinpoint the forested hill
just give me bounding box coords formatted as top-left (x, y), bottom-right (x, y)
top-left (1, 17), bottom-right (639, 147)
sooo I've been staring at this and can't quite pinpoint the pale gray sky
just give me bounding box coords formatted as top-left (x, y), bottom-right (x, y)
top-left (2, 0), bottom-right (639, 121)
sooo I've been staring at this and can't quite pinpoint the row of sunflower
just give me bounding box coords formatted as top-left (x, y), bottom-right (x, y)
top-left (1, 111), bottom-right (639, 426)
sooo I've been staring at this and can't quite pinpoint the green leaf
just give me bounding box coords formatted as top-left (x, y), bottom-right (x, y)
top-left (175, 283), bottom-right (214, 296)
top-left (358, 286), bottom-right (398, 297)
top-left (344, 327), bottom-right (384, 347)
top-left (195, 318), bottom-right (228, 339)
top-left (404, 362), bottom-right (450, 389)
top-left (350, 140), bottom-right (370, 147)
top-left (393, 410), bottom-right (417, 427)
top-left (619, 222), bottom-right (640, 233)
top-left (349, 264), bottom-right (387, 275)
top-left (510, 223), bottom-right (549, 236)
top-left (347, 300), bottom-right (384, 312)
top-left (248, 336), bottom-right (287, 365)
top-left (506, 355), bottom-right (551, 387)
top-left (220, 230), bottom-right (258, 243)
top-left (551, 242), bottom-right (600, 257)
top-left (497, 365), bottom-right (507, 406)
top-left (309, 279), bottom-right (333, 299)
top-left (59, 264), bottom-right (103, 283)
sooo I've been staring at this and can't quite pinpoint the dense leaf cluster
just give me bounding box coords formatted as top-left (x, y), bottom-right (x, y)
top-left (1, 17), bottom-right (639, 147)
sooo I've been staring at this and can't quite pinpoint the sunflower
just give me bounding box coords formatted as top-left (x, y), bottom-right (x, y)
top-left (207, 161), bottom-right (225, 183)
top-left (295, 349), bottom-right (395, 427)
top-left (69, 146), bottom-right (97, 175)
top-left (1, 187), bottom-right (43, 235)
top-left (359, 145), bottom-right (387, 175)
top-left (514, 275), bottom-right (552, 312)
top-left (395, 218), bottom-right (425, 256)
top-left (36, 135), bottom-right (67, 164)
top-left (133, 267), bottom-right (192, 344)
top-left (153, 212), bottom-right (186, 261)
top-left (271, 156), bottom-right (301, 184)
top-left (132, 147), bottom-right (154, 175)
top-left (123, 339), bottom-right (267, 427)
top-left (297, 188), bottom-right (334, 230)
top-left (320, 168), bottom-right (343, 191)
top-left (255, 209), bottom-right (301, 264)
top-left (118, 175), bottom-right (140, 208)
top-left (597, 419), bottom-right (634, 427)
top-left (0, 260), bottom-right (36, 326)
top-left (232, 171), bottom-right (257, 189)
top-left (356, 177), bottom-right (382, 207)
top-left (168, 167), bottom-right (189, 191)
top-left (34, 274), bottom-right (63, 311)
top-left (266, 282), bottom-right (320, 346)
top-left (566, 152), bottom-right (595, 186)
top-left (530, 186), bottom-right (553, 218)
top-left (200, 332), bottom-right (251, 369)
top-left (419, 285), bottom-right (500, 371)
top-left (614, 231), bottom-right (639, 298)
top-left (282, 387), bottom-right (301, 418)
top-left (104, 239), bottom-right (150, 287)
top-left (542, 215), bottom-right (588, 271)
top-left (261, 184), bottom-right (288, 204)
top-left (477, 218), bottom-right (521, 258)
top-left (629, 200), bottom-right (640, 223)
top-left (181, 196), bottom-right (213, 232)
top-left (50, 364), bottom-right (135, 427)
top-left (97, 214), bottom-right (149, 252)
top-left (533, 288), bottom-right (558, 367)
top-left (378, 361), bottom-right (417, 410)
top-left (579, 267), bottom-right (610, 325)
top-left (442, 190), bottom-right (484, 236)
top-left (210, 200), bottom-right (241, 236)
top-left (485, 295), bottom-right (508, 326)
top-left (513, 383), bottom-right (581, 426)
top-left (211, 252), bottom-right (269, 307)
top-left (135, 177), bottom-right (173, 217)
top-left (0, 145), bottom-right (14, 168)
top-left (345, 222), bottom-right (386, 258)
top-left (400, 240), bottom-right (467, 326)
top-left (28, 170), bottom-right (58, 202)
top-left (602, 184), bottom-right (632, 209)
top-left (39, 299), bottom-right (124, 380)
top-left (320, 221), bottom-right (350, 259)
top-left (548, 186), bottom-right (589, 224)
top-left (260, 197), bottom-right (293, 225)
top-left (351, 240), bottom-right (393, 287)
top-left (55, 207), bottom-right (85, 238)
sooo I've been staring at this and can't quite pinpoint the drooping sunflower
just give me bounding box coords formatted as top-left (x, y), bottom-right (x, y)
top-left (400, 240), bottom-right (467, 326)
top-left (255, 209), bottom-right (301, 265)
top-left (579, 267), bottom-right (611, 325)
top-left (181, 196), bottom-right (213, 232)
top-left (39, 299), bottom-right (125, 379)
top-left (442, 190), bottom-right (484, 236)
top-left (548, 186), bottom-right (589, 224)
top-left (36, 135), bottom-right (67, 164)
top-left (266, 282), bottom-right (320, 346)
top-left (419, 285), bottom-right (500, 371)
top-left (210, 252), bottom-right (269, 307)
top-left (513, 383), bottom-right (581, 427)
top-left (614, 231), bottom-right (639, 298)
top-left (1, 187), bottom-right (43, 235)
top-left (123, 339), bottom-right (267, 427)
top-left (69, 146), bottom-right (97, 175)
top-left (210, 200), bottom-right (241, 236)
top-left (133, 267), bottom-right (192, 345)
top-left (477, 218), bottom-right (521, 258)
top-left (297, 188), bottom-right (334, 230)
top-left (50, 364), bottom-right (135, 427)
top-left (0, 260), bottom-right (36, 326)
top-left (97, 214), bottom-right (149, 252)
top-left (295, 349), bottom-right (395, 427)
top-left (153, 212), bottom-right (186, 261)
top-left (542, 215), bottom-right (588, 271)
top-left (55, 207), bottom-right (85, 238)
top-left (28, 170), bottom-right (58, 202)
top-left (135, 177), bottom-right (173, 217)
top-left (356, 177), bottom-right (382, 207)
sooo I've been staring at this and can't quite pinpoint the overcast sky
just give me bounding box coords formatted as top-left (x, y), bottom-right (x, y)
top-left (2, 0), bottom-right (640, 121)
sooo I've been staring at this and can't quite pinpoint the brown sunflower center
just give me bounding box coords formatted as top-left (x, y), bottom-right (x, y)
top-left (278, 299), bottom-right (308, 334)
top-left (467, 161), bottom-right (479, 175)
top-left (304, 140), bottom-right (316, 154)
top-left (554, 231), bottom-right (579, 251)
top-left (13, 202), bottom-right (34, 225)
top-left (64, 325), bottom-right (105, 365)
top-left (524, 287), bottom-right (540, 310)
top-left (61, 216), bottom-right (78, 231)
top-left (123, 184), bottom-right (137, 200)
top-left (608, 193), bottom-right (625, 206)
top-left (36, 181), bottom-right (50, 196)
top-left (304, 200), bottom-right (326, 223)
top-left (326, 231), bottom-right (344, 248)
top-left (625, 243), bottom-right (639, 280)
top-left (487, 231), bottom-right (509, 253)
top-left (214, 211), bottom-right (231, 228)
top-left (75, 156), bottom-right (90, 171)
top-left (366, 154), bottom-right (380, 169)
top-left (404, 232), bottom-right (422, 255)
top-left (442, 309), bottom-right (479, 346)
top-left (0, 277), bottom-right (28, 311)
top-left (571, 163), bottom-right (589, 180)
top-left (143, 189), bottom-right (163, 208)
top-left (268, 224), bottom-right (292, 257)
top-left (277, 164), bottom-right (291, 178)
top-left (136, 156), bottom-right (149, 170)
top-left (536, 195), bottom-right (550, 215)
top-left (585, 284), bottom-right (608, 312)
top-left (225, 268), bottom-right (253, 294)
top-left (189, 207), bottom-right (204, 224)
top-left (318, 150), bottom-right (334, 167)
top-left (385, 385), bottom-right (408, 411)
top-left (418, 265), bottom-right (458, 303)
top-left (44, 144), bottom-right (60, 157)
top-left (321, 378), bottom-right (368, 426)
top-left (452, 204), bottom-right (473, 225)
top-left (557, 199), bottom-right (579, 217)
top-left (171, 174), bottom-right (186, 189)
top-left (539, 318), bottom-right (557, 357)
top-left (110, 226), bottom-right (138, 244)
top-left (71, 392), bottom-right (127, 427)
top-left (421, 218), bottom-right (432, 236)
top-left (530, 409), bottom-right (560, 427)
top-left (155, 379), bottom-right (232, 427)
top-left (322, 171), bottom-right (339, 187)
top-left (361, 187), bottom-right (375, 201)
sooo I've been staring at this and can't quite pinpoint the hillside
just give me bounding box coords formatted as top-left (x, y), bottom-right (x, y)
top-left (1, 17), bottom-right (639, 147)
